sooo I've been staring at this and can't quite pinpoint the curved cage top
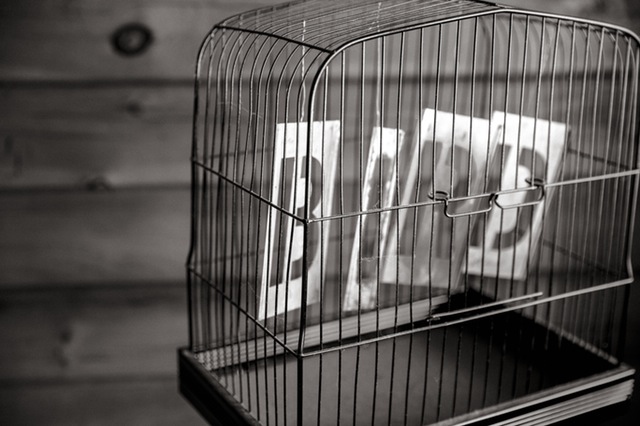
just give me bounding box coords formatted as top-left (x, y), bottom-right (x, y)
top-left (194, 2), bottom-right (640, 220)
top-left (218, 0), bottom-right (502, 53)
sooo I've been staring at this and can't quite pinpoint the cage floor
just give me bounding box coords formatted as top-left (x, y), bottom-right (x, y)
top-left (180, 303), bottom-right (633, 426)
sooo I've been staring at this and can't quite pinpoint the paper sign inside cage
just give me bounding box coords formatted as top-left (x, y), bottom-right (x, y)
top-left (259, 121), bottom-right (340, 320)
top-left (466, 112), bottom-right (567, 280)
top-left (343, 127), bottom-right (405, 312)
top-left (381, 108), bottom-right (493, 291)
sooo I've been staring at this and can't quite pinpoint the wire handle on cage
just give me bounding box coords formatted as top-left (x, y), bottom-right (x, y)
top-left (494, 177), bottom-right (546, 209)
top-left (430, 177), bottom-right (545, 218)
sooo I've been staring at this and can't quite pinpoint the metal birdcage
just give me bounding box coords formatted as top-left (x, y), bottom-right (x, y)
top-left (178, 0), bottom-right (640, 424)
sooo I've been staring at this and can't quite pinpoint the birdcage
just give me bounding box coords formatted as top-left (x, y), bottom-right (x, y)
top-left (178, 1), bottom-right (639, 424)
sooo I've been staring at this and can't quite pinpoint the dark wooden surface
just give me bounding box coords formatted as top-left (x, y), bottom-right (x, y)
top-left (0, 1), bottom-right (281, 424)
top-left (0, 0), bottom-right (280, 82)
top-left (0, 190), bottom-right (190, 286)
top-left (0, 379), bottom-right (205, 426)
top-left (1, 0), bottom-right (639, 425)
top-left (0, 85), bottom-right (193, 189)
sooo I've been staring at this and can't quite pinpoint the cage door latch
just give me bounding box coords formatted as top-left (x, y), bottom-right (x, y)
top-left (432, 177), bottom-right (545, 218)
top-left (431, 190), bottom-right (496, 219)
top-left (494, 177), bottom-right (546, 210)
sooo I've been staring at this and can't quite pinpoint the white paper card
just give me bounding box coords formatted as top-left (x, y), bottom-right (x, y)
top-left (259, 121), bottom-right (340, 319)
top-left (466, 112), bottom-right (567, 280)
top-left (343, 127), bottom-right (405, 311)
top-left (381, 108), bottom-right (494, 289)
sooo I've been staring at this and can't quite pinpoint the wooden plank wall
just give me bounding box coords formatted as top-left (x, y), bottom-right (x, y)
top-left (0, 1), bottom-right (284, 424)
top-left (0, 0), bottom-right (639, 425)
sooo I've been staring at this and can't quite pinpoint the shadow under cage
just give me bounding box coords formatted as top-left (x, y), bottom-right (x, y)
top-left (178, 1), bottom-right (640, 424)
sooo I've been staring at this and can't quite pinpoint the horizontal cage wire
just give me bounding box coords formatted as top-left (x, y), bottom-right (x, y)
top-left (182, 1), bottom-right (640, 425)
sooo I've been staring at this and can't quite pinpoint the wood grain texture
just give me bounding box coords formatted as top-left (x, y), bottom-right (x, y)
top-left (0, 0), bottom-right (633, 83)
top-left (0, 189), bottom-right (189, 286)
top-left (0, 85), bottom-right (193, 189)
top-left (0, 285), bottom-right (188, 381)
top-left (0, 285), bottom-right (208, 425)
top-left (0, 379), bottom-right (207, 426)
top-left (0, 0), bottom-right (283, 81)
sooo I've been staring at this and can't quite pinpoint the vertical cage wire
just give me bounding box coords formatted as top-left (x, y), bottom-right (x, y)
top-left (184, 1), bottom-right (640, 425)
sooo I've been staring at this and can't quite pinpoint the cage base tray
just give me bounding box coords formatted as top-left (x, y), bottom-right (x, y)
top-left (179, 303), bottom-right (634, 425)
